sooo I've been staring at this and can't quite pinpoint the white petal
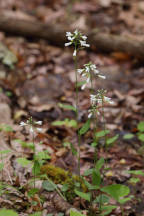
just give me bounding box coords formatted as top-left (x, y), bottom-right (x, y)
top-left (73, 49), bottom-right (77, 56)
top-left (81, 84), bottom-right (86, 90)
top-left (94, 69), bottom-right (99, 74)
top-left (66, 32), bottom-right (73, 37)
top-left (37, 128), bottom-right (42, 132)
top-left (65, 42), bottom-right (72, 47)
top-left (98, 75), bottom-right (106, 79)
top-left (77, 69), bottom-right (83, 74)
top-left (29, 127), bottom-right (34, 133)
top-left (36, 121), bottom-right (42, 125)
top-left (81, 35), bottom-right (87, 40)
top-left (20, 121), bottom-right (27, 126)
top-left (88, 112), bottom-right (92, 118)
top-left (86, 77), bottom-right (90, 83)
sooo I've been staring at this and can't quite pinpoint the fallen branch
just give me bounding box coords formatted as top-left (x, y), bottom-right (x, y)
top-left (0, 12), bottom-right (144, 58)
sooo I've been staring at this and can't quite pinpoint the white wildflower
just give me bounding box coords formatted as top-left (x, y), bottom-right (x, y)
top-left (73, 49), bottom-right (77, 56)
top-left (66, 32), bottom-right (73, 37)
top-left (103, 96), bottom-right (114, 104)
top-left (29, 126), bottom-right (34, 133)
top-left (65, 42), bottom-right (72, 47)
top-left (98, 75), bottom-right (106, 79)
top-left (35, 121), bottom-right (42, 125)
top-left (80, 40), bottom-right (90, 47)
top-left (36, 128), bottom-right (42, 132)
top-left (20, 121), bottom-right (27, 126)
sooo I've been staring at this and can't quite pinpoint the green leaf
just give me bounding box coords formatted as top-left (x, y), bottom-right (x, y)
top-left (66, 119), bottom-right (77, 128)
top-left (93, 194), bottom-right (109, 204)
top-left (32, 160), bottom-right (41, 175)
top-left (0, 209), bottom-right (18, 216)
top-left (129, 177), bottom-right (140, 184)
top-left (35, 151), bottom-right (51, 160)
top-left (83, 168), bottom-right (93, 176)
top-left (92, 170), bottom-right (101, 187)
top-left (100, 205), bottom-right (117, 216)
top-left (91, 142), bottom-right (98, 147)
top-left (28, 188), bottom-right (39, 197)
top-left (61, 184), bottom-right (69, 192)
top-left (95, 130), bottom-right (110, 138)
top-left (82, 178), bottom-right (99, 190)
top-left (52, 119), bottom-right (77, 128)
top-left (29, 212), bottom-right (42, 216)
top-left (16, 157), bottom-right (32, 167)
top-left (123, 133), bottom-right (134, 139)
top-left (42, 180), bottom-right (56, 192)
top-left (58, 103), bottom-right (77, 112)
top-left (57, 213), bottom-right (64, 216)
top-left (106, 135), bottom-right (119, 146)
top-left (77, 81), bottom-right (86, 87)
top-left (138, 133), bottom-right (144, 142)
top-left (79, 119), bottom-right (90, 135)
top-left (52, 120), bottom-right (65, 126)
top-left (0, 163), bottom-right (4, 171)
top-left (0, 150), bottom-right (11, 154)
top-left (74, 189), bottom-right (91, 201)
top-left (126, 170), bottom-right (144, 176)
top-left (70, 210), bottom-right (85, 216)
top-left (101, 184), bottom-right (130, 203)
top-left (137, 121), bottom-right (144, 132)
top-left (95, 157), bottom-right (105, 171)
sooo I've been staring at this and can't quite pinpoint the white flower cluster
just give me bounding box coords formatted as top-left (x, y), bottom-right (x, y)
top-left (65, 30), bottom-right (90, 56)
top-left (88, 92), bottom-right (114, 118)
top-left (77, 62), bottom-right (106, 90)
top-left (20, 118), bottom-right (42, 133)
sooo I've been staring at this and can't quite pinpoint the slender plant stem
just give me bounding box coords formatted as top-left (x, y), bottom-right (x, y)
top-left (0, 153), bottom-right (3, 185)
top-left (32, 131), bottom-right (36, 189)
top-left (74, 54), bottom-right (81, 177)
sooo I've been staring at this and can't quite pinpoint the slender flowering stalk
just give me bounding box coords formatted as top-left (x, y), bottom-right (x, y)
top-left (77, 62), bottom-right (106, 90)
top-left (65, 30), bottom-right (90, 177)
top-left (20, 117), bottom-right (42, 188)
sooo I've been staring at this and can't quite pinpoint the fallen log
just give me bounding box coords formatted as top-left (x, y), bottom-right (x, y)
top-left (0, 12), bottom-right (144, 58)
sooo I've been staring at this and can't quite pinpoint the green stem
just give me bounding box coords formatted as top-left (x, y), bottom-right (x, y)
top-left (1, 153), bottom-right (3, 185)
top-left (74, 54), bottom-right (81, 177)
top-left (32, 131), bottom-right (36, 189)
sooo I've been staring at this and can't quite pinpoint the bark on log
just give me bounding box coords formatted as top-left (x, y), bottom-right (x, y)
top-left (0, 12), bottom-right (144, 58)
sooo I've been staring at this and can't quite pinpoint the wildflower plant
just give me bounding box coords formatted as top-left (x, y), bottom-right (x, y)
top-left (64, 30), bottom-right (131, 215)
top-left (20, 117), bottom-right (42, 188)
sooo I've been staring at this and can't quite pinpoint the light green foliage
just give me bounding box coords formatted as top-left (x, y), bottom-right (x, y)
top-left (0, 163), bottom-right (4, 171)
top-left (70, 210), bottom-right (85, 216)
top-left (28, 188), bottom-right (39, 197)
top-left (74, 189), bottom-right (91, 201)
top-left (0, 43), bottom-right (17, 68)
top-left (95, 130), bottom-right (110, 138)
top-left (0, 209), bottom-right (18, 216)
top-left (123, 133), bottom-right (134, 139)
top-left (93, 194), bottom-right (109, 204)
top-left (106, 134), bottom-right (119, 146)
top-left (16, 157), bottom-right (32, 168)
top-left (52, 118), bottom-right (77, 128)
top-left (79, 119), bottom-right (91, 135)
top-left (126, 170), bottom-right (144, 176)
top-left (137, 121), bottom-right (144, 132)
top-left (101, 184), bottom-right (130, 204)
top-left (42, 180), bottom-right (56, 192)
top-left (58, 103), bottom-right (77, 112)
top-left (0, 124), bottom-right (13, 132)
top-left (14, 139), bottom-right (34, 150)
top-left (100, 205), bottom-right (117, 216)
top-left (129, 177), bottom-right (140, 184)
top-left (29, 212), bottom-right (42, 216)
